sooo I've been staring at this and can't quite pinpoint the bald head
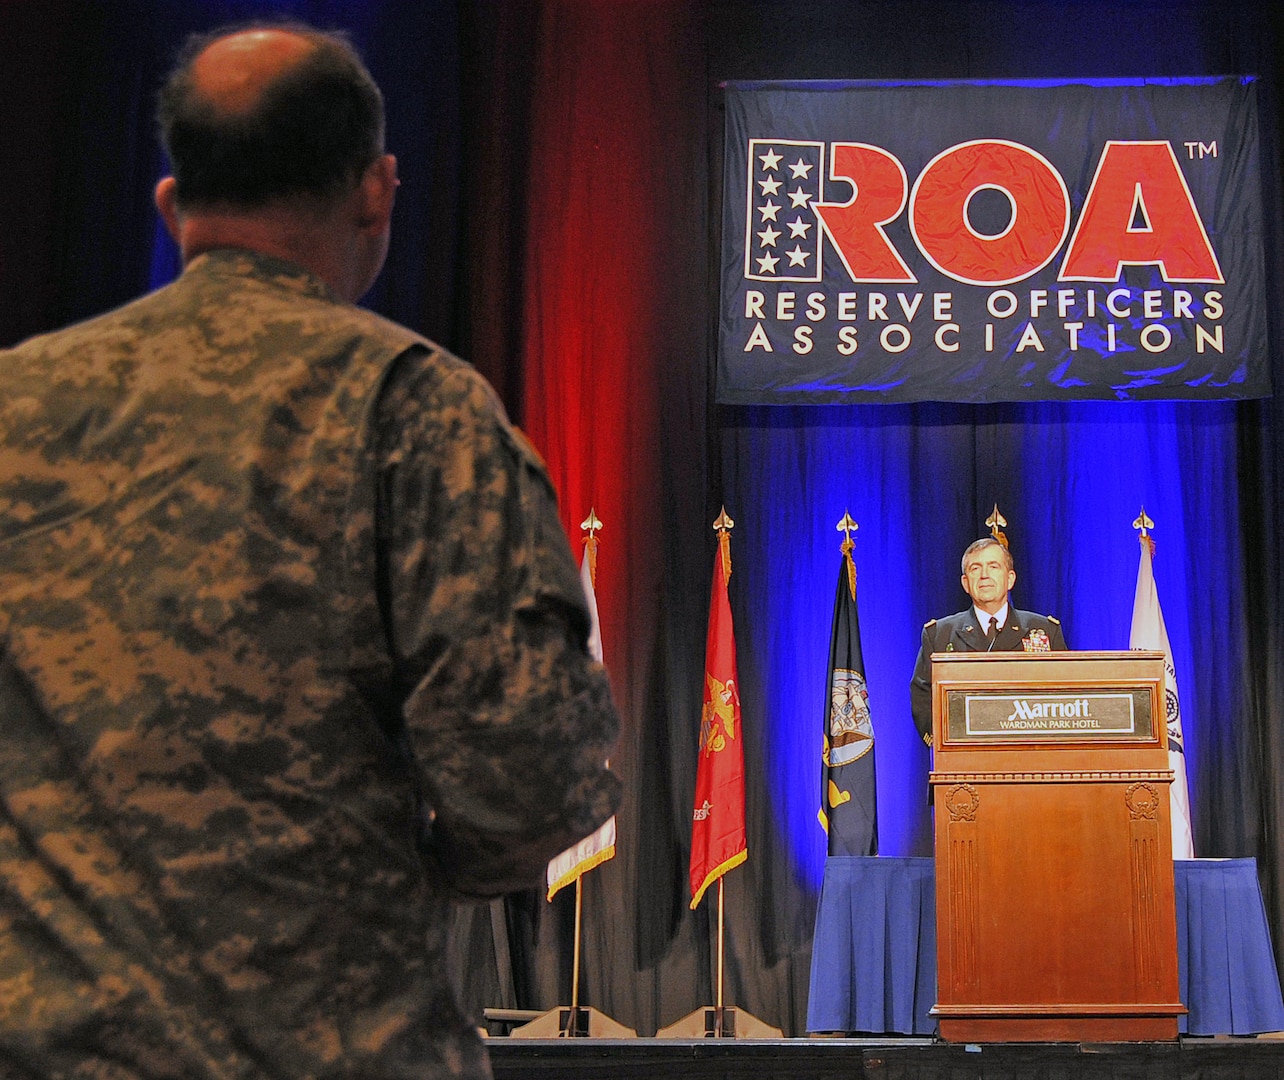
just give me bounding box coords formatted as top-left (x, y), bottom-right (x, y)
top-left (154, 24), bottom-right (398, 302)
top-left (158, 24), bottom-right (385, 209)
top-left (187, 29), bottom-right (316, 115)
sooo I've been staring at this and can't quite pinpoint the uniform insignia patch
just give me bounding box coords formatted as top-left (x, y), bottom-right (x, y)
top-left (1023, 628), bottom-right (1051, 652)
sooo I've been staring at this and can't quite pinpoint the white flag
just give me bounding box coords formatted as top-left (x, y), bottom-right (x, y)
top-left (1129, 537), bottom-right (1195, 859)
top-left (546, 548), bottom-right (617, 899)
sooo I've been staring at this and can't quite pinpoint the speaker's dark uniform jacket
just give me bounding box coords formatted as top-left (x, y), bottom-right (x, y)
top-left (910, 607), bottom-right (1067, 744)
top-left (0, 250), bottom-right (619, 1079)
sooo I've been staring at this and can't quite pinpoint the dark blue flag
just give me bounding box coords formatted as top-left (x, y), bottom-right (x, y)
top-left (819, 537), bottom-right (877, 856)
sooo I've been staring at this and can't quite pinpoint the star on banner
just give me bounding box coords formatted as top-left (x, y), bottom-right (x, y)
top-left (757, 225), bottom-right (780, 247)
top-left (789, 159), bottom-right (814, 179)
top-left (758, 176), bottom-right (782, 196)
top-left (759, 148), bottom-right (782, 171)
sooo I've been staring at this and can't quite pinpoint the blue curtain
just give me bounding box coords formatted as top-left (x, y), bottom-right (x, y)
top-left (724, 397), bottom-right (1251, 877)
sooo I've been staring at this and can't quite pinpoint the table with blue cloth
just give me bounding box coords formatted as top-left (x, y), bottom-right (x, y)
top-left (806, 856), bottom-right (1284, 1037)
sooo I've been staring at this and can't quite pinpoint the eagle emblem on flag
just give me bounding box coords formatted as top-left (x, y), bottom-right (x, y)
top-left (700, 673), bottom-right (739, 754)
top-left (828, 668), bottom-right (873, 765)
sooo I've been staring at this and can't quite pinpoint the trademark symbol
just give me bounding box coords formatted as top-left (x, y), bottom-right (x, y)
top-left (1184, 140), bottom-right (1218, 159)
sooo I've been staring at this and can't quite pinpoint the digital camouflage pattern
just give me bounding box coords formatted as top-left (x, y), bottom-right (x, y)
top-left (0, 250), bottom-right (620, 1079)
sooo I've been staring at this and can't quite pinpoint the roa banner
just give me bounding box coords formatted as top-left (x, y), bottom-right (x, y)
top-left (717, 78), bottom-right (1269, 403)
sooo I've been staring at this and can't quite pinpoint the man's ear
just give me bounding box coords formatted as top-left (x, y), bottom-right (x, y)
top-left (356, 154), bottom-right (398, 231)
top-left (155, 177), bottom-right (182, 244)
top-left (1006, 568), bottom-right (1017, 592)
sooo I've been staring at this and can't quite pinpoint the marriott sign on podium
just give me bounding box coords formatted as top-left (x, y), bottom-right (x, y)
top-left (717, 78), bottom-right (1269, 403)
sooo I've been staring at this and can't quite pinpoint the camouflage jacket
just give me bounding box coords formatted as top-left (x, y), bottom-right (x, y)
top-left (0, 250), bottom-right (620, 1079)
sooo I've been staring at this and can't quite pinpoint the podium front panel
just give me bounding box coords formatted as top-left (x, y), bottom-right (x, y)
top-left (930, 652), bottom-right (1183, 1042)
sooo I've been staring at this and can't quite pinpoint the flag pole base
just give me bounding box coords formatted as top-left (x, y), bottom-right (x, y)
top-left (507, 1005), bottom-right (637, 1039)
top-left (654, 1005), bottom-right (783, 1039)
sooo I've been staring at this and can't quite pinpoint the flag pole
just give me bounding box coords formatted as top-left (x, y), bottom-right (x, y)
top-left (1129, 506), bottom-right (1194, 859)
top-left (565, 510), bottom-right (601, 1028)
top-left (986, 503), bottom-right (1009, 549)
top-left (569, 878), bottom-right (583, 1013)
top-left (837, 511), bottom-right (857, 566)
top-left (716, 878), bottom-right (725, 1035)
top-left (656, 507), bottom-right (781, 1040)
top-left (714, 501), bottom-right (735, 1028)
top-left (819, 511), bottom-right (878, 859)
top-left (1133, 505), bottom-right (1155, 555)
top-left (583, 508), bottom-right (601, 588)
top-left (510, 509), bottom-right (635, 1040)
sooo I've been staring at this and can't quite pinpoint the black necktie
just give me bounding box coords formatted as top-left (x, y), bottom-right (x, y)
top-left (985, 618), bottom-right (998, 643)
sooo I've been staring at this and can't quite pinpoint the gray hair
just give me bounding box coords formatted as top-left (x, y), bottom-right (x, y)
top-left (960, 537), bottom-right (1013, 575)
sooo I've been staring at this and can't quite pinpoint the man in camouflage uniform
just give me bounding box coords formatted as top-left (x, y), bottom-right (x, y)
top-left (0, 24), bottom-right (619, 1080)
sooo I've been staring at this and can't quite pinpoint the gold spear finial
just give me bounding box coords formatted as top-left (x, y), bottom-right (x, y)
top-left (713, 506), bottom-right (734, 579)
top-left (836, 511), bottom-right (858, 600)
top-left (580, 508), bottom-right (603, 588)
top-left (986, 504), bottom-right (1009, 550)
top-left (1133, 506), bottom-right (1155, 558)
top-left (836, 511), bottom-right (857, 549)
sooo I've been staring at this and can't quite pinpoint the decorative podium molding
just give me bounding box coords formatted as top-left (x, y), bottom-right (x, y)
top-left (933, 769), bottom-right (1174, 785)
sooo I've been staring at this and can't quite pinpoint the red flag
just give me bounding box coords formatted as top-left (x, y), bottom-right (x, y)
top-left (689, 526), bottom-right (747, 908)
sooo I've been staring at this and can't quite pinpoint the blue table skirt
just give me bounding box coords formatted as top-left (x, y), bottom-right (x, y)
top-left (807, 856), bottom-right (1284, 1037)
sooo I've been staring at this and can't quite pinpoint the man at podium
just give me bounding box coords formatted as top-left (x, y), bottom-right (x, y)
top-left (910, 537), bottom-right (1066, 745)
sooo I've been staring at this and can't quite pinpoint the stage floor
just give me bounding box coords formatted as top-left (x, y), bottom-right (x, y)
top-left (487, 1035), bottom-right (1284, 1080)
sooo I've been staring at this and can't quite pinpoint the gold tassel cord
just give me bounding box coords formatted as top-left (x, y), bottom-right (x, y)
top-left (713, 507), bottom-right (734, 579)
top-left (836, 511), bottom-right (858, 602)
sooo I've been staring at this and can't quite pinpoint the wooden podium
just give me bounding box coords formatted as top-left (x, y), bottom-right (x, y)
top-left (929, 651), bottom-right (1184, 1042)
